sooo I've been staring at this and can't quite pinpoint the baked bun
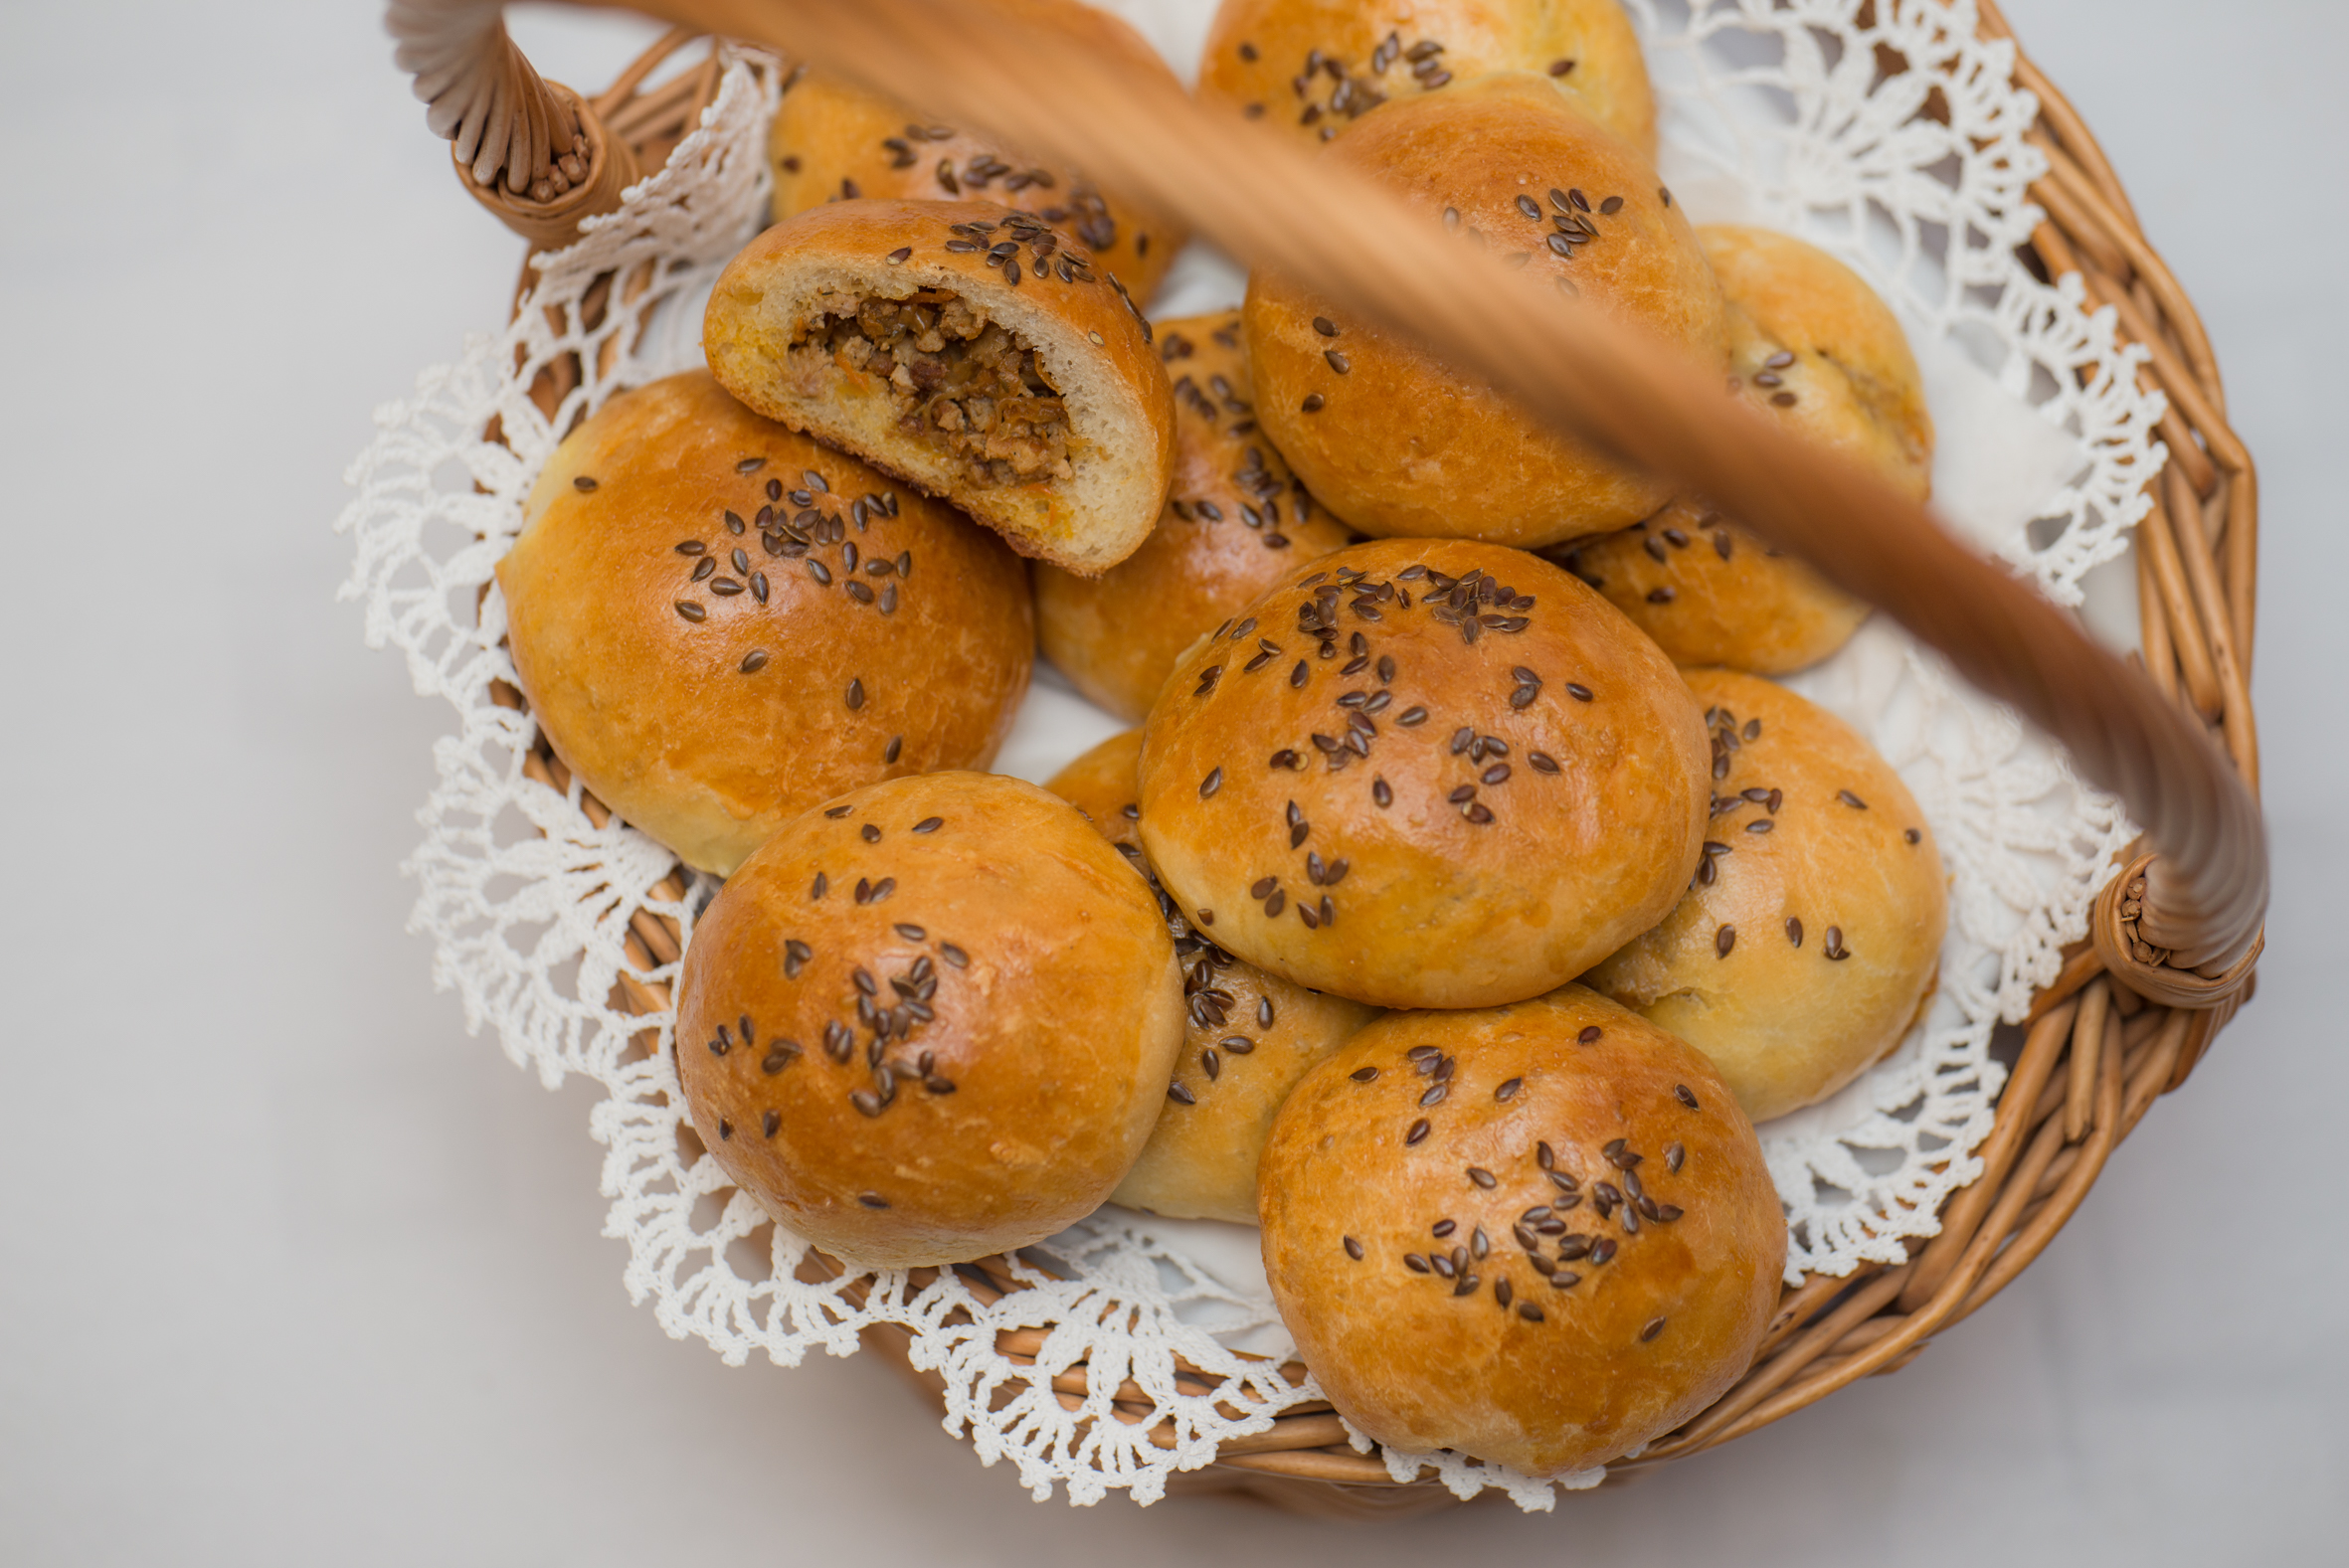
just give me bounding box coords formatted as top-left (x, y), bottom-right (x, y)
top-left (1199, 0), bottom-right (1656, 158)
top-left (768, 0), bottom-right (1184, 300)
top-left (1046, 731), bottom-right (1377, 1223)
top-left (674, 772), bottom-right (1185, 1268)
top-left (495, 370), bottom-right (1031, 874)
top-left (1244, 74), bottom-right (1726, 549)
top-left (1584, 670), bottom-right (1946, 1123)
top-left (1136, 539), bottom-right (1709, 1009)
top-left (1547, 226), bottom-right (1934, 673)
top-left (1259, 985), bottom-right (1784, 1477)
top-left (705, 198), bottom-right (1176, 574)
top-left (1035, 311), bottom-right (1355, 720)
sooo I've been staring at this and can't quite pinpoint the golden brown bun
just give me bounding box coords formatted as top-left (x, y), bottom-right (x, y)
top-left (1199, 0), bottom-right (1655, 158)
top-left (496, 371), bottom-right (1031, 875)
top-left (1583, 670), bottom-right (1948, 1123)
top-left (1259, 985), bottom-right (1784, 1477)
top-left (1034, 312), bottom-right (1356, 721)
top-left (768, 0), bottom-right (1185, 301)
top-left (1046, 731), bottom-right (1377, 1223)
top-left (674, 772), bottom-right (1185, 1268)
top-left (705, 198), bottom-right (1176, 575)
top-left (1136, 539), bottom-right (1709, 1008)
top-left (1244, 75), bottom-right (1725, 549)
top-left (1547, 226), bottom-right (1935, 673)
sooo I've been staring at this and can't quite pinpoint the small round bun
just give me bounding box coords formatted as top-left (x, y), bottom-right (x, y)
top-left (1245, 75), bottom-right (1725, 548)
top-left (1584, 670), bottom-right (1947, 1123)
top-left (496, 370), bottom-right (1031, 874)
top-left (1198, 0), bottom-right (1656, 159)
top-left (705, 198), bottom-right (1176, 575)
top-left (674, 772), bottom-right (1186, 1268)
top-left (1259, 986), bottom-right (1785, 1477)
top-left (1046, 731), bottom-right (1376, 1224)
top-left (1035, 311), bottom-right (1355, 720)
top-left (1548, 226), bottom-right (1933, 673)
top-left (1137, 539), bottom-right (1709, 1009)
top-left (768, 0), bottom-right (1185, 300)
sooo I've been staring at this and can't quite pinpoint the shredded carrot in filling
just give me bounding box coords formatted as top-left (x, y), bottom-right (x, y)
top-left (791, 288), bottom-right (1073, 484)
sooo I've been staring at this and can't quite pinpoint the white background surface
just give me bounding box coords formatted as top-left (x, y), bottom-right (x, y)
top-left (2, 1), bottom-right (2342, 1561)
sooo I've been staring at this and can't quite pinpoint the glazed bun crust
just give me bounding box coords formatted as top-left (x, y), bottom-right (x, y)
top-left (1198, 0), bottom-right (1657, 159)
top-left (675, 773), bottom-right (1186, 1269)
top-left (1584, 670), bottom-right (1948, 1123)
top-left (1245, 75), bottom-right (1726, 549)
top-left (496, 370), bottom-right (1031, 874)
top-left (1137, 539), bottom-right (1710, 1009)
top-left (705, 198), bottom-right (1176, 575)
top-left (1046, 731), bottom-right (1377, 1224)
top-left (768, 0), bottom-right (1185, 301)
top-left (1552, 226), bottom-right (1934, 673)
top-left (1035, 312), bottom-right (1355, 721)
top-left (1259, 986), bottom-right (1785, 1477)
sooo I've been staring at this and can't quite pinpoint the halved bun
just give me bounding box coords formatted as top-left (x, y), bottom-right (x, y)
top-left (706, 198), bottom-right (1176, 574)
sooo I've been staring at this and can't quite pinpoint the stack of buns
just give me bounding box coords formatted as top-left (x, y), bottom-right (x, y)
top-left (491, 0), bottom-right (1952, 1481)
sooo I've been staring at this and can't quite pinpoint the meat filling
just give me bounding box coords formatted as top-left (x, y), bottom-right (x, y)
top-left (792, 288), bottom-right (1074, 485)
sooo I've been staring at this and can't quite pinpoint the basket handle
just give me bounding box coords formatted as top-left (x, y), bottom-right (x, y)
top-left (389, 0), bottom-right (642, 248)
top-left (391, 0), bottom-right (2264, 995)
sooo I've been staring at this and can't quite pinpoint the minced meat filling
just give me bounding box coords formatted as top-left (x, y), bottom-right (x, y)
top-left (793, 288), bottom-right (1074, 485)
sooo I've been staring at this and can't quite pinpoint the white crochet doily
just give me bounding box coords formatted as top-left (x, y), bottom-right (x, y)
top-left (340, 0), bottom-right (2155, 1509)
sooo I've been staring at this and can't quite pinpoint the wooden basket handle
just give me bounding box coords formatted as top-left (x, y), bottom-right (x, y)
top-left (389, 0), bottom-right (643, 248)
top-left (387, 0), bottom-right (2265, 993)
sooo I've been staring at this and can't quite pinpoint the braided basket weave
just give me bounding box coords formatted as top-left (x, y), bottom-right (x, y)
top-left (386, 0), bottom-right (2262, 1516)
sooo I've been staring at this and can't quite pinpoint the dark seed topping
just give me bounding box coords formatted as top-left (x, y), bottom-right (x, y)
top-left (940, 943), bottom-right (969, 967)
top-left (573, 476), bottom-right (598, 492)
top-left (674, 601), bottom-right (705, 622)
top-left (1313, 316), bottom-right (1339, 336)
top-left (811, 872), bottom-right (827, 900)
top-left (861, 823), bottom-right (881, 843)
top-left (1666, 1141), bottom-right (1686, 1172)
top-left (1404, 1253), bottom-right (1430, 1273)
top-left (1716, 924), bottom-right (1736, 957)
top-left (1352, 1066), bottom-right (1378, 1082)
top-left (1200, 768), bottom-right (1224, 798)
top-left (1577, 1025), bottom-right (1602, 1045)
top-left (1324, 350), bottom-right (1350, 374)
top-left (1839, 789), bottom-right (1868, 809)
top-left (1432, 1219), bottom-right (1457, 1238)
top-left (1168, 1083), bottom-right (1197, 1105)
top-left (1344, 1235), bottom-right (1364, 1260)
top-left (1405, 1118), bottom-right (1431, 1144)
top-left (1495, 1077), bottom-right (1523, 1102)
top-left (1467, 1166), bottom-right (1497, 1188)
top-left (845, 679), bottom-right (865, 710)
top-left (1301, 393), bottom-right (1325, 413)
top-left (1640, 1316), bottom-right (1667, 1342)
top-left (1787, 917), bottom-right (1804, 947)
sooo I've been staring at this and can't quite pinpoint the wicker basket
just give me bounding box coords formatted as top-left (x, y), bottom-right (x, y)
top-left (383, 0), bottom-right (2263, 1517)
